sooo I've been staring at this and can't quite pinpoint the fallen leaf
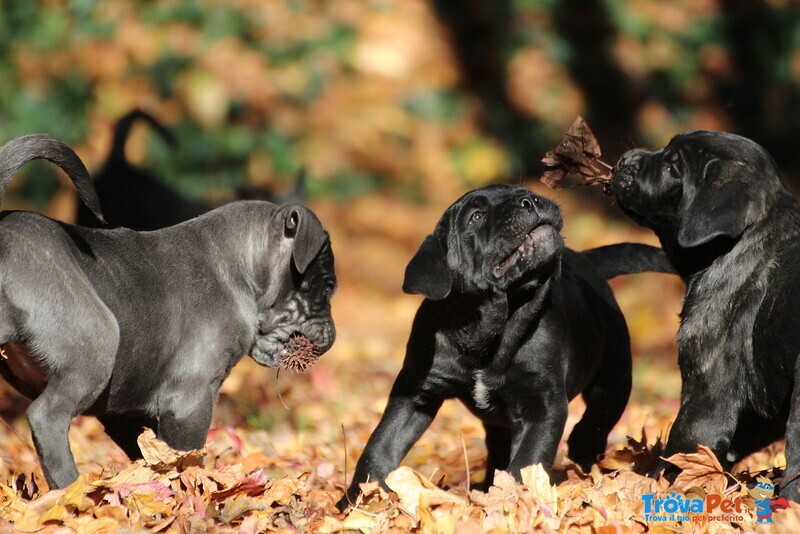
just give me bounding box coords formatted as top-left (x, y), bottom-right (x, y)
top-left (211, 469), bottom-right (268, 501)
top-left (216, 494), bottom-right (266, 523)
top-left (264, 477), bottom-right (302, 507)
top-left (64, 515), bottom-right (121, 534)
top-left (664, 445), bottom-right (726, 493)
top-left (341, 509), bottom-right (378, 533)
top-left (521, 464), bottom-right (559, 515)
top-left (385, 466), bottom-right (464, 519)
top-left (137, 428), bottom-right (204, 470)
top-left (38, 503), bottom-right (69, 524)
top-left (540, 116), bottom-right (612, 189)
top-left (115, 480), bottom-right (175, 501)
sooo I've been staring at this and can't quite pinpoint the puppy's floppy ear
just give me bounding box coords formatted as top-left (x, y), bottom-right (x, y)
top-left (284, 205), bottom-right (327, 273)
top-left (403, 235), bottom-right (452, 300)
top-left (677, 159), bottom-right (765, 248)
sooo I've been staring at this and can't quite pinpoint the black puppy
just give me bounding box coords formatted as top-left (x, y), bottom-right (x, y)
top-left (339, 184), bottom-right (672, 508)
top-left (77, 109), bottom-right (306, 230)
top-left (0, 135), bottom-right (336, 489)
top-left (612, 130), bottom-right (800, 500)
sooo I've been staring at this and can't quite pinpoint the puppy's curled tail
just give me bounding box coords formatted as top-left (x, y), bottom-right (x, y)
top-left (582, 243), bottom-right (674, 279)
top-left (0, 134), bottom-right (105, 223)
top-left (108, 108), bottom-right (176, 166)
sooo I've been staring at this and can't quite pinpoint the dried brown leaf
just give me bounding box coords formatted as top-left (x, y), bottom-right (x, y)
top-left (540, 116), bottom-right (612, 189)
top-left (521, 464), bottom-right (558, 514)
top-left (137, 428), bottom-right (204, 470)
top-left (384, 466), bottom-right (464, 519)
top-left (211, 469), bottom-right (268, 501)
top-left (341, 509), bottom-right (379, 533)
top-left (540, 168), bottom-right (566, 189)
top-left (664, 444), bottom-right (726, 493)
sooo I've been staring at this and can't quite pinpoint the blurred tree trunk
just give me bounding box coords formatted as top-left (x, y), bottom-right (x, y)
top-left (718, 0), bottom-right (800, 181)
top-left (552, 0), bottom-right (640, 164)
top-left (431, 0), bottom-right (549, 176)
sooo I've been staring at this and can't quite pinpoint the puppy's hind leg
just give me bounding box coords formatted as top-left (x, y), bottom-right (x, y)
top-left (13, 282), bottom-right (120, 489)
top-left (567, 328), bottom-right (632, 472)
top-left (25, 317), bottom-right (119, 489)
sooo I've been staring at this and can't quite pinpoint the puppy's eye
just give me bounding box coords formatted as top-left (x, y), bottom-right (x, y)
top-left (668, 163), bottom-right (681, 179)
top-left (469, 211), bottom-right (485, 224)
top-left (301, 280), bottom-right (310, 291)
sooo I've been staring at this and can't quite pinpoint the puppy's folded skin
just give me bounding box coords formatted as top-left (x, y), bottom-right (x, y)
top-left (338, 184), bottom-right (673, 510)
top-left (0, 134), bottom-right (337, 489)
top-left (611, 130), bottom-right (800, 500)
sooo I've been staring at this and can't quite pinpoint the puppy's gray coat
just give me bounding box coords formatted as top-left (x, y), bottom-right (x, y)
top-left (0, 135), bottom-right (336, 489)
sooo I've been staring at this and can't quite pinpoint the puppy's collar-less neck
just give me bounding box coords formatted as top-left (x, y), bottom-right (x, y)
top-left (467, 277), bottom-right (554, 402)
top-left (481, 277), bottom-right (553, 371)
top-left (437, 269), bottom-right (555, 362)
top-left (436, 290), bottom-right (508, 357)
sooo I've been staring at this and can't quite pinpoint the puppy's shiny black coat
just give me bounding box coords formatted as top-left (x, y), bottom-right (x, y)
top-left (612, 130), bottom-right (800, 500)
top-left (0, 135), bottom-right (335, 489)
top-left (339, 184), bottom-right (672, 508)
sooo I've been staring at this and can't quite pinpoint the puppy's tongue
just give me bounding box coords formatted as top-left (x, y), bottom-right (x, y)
top-left (493, 231), bottom-right (537, 278)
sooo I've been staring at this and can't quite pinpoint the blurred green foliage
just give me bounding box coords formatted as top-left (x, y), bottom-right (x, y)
top-left (0, 0), bottom-right (799, 209)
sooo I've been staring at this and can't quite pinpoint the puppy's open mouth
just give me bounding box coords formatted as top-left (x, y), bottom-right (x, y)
top-left (493, 224), bottom-right (552, 278)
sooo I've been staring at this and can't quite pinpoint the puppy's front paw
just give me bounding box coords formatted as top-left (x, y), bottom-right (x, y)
top-left (336, 486), bottom-right (361, 513)
top-left (335, 495), bottom-right (350, 513)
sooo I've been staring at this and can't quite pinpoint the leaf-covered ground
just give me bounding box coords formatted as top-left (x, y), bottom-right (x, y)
top-left (0, 187), bottom-right (796, 532)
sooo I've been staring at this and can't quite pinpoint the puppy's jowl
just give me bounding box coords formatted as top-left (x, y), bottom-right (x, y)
top-left (0, 135), bottom-right (336, 489)
top-left (340, 184), bottom-right (672, 508)
top-left (612, 130), bottom-right (800, 500)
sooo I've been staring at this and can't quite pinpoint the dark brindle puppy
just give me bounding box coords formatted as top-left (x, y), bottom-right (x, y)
top-left (611, 130), bottom-right (800, 499)
top-left (338, 184), bottom-right (673, 509)
top-left (0, 135), bottom-right (336, 489)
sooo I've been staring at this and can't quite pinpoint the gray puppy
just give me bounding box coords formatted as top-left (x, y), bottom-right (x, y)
top-left (0, 135), bottom-right (336, 489)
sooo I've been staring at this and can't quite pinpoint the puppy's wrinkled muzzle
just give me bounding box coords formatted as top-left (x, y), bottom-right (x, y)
top-left (611, 169), bottom-right (635, 194)
top-left (493, 224), bottom-right (556, 278)
top-left (309, 320), bottom-right (336, 353)
top-left (251, 316), bottom-right (335, 368)
top-left (611, 149), bottom-right (650, 197)
top-left (492, 195), bottom-right (563, 282)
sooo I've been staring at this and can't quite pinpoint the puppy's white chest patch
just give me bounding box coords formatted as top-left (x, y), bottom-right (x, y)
top-left (473, 370), bottom-right (491, 409)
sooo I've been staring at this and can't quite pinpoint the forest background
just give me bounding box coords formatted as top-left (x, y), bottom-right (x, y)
top-left (0, 0), bottom-right (798, 531)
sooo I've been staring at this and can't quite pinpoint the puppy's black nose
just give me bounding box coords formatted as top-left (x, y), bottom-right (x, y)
top-left (614, 149), bottom-right (648, 191)
top-left (520, 196), bottom-right (543, 213)
top-left (615, 172), bottom-right (634, 190)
